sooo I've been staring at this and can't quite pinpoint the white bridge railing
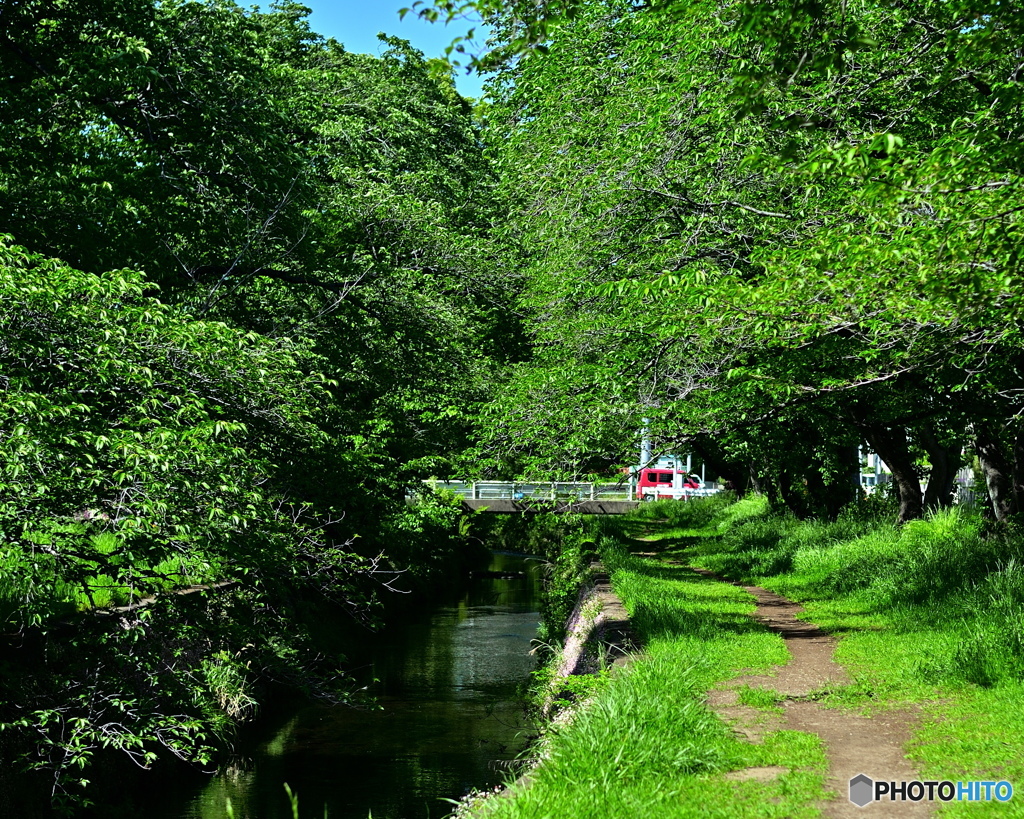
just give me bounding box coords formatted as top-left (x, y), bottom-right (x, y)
top-left (423, 480), bottom-right (635, 501)
top-left (421, 480), bottom-right (722, 502)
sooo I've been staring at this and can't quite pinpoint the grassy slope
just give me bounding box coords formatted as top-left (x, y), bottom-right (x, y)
top-left (471, 495), bottom-right (1024, 818)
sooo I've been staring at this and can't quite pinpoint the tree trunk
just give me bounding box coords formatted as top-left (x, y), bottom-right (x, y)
top-left (763, 476), bottom-right (782, 510)
top-left (778, 467), bottom-right (810, 519)
top-left (1011, 424), bottom-right (1024, 515)
top-left (863, 425), bottom-right (923, 523)
top-left (973, 421), bottom-right (1016, 522)
top-left (824, 444), bottom-right (860, 519)
top-left (797, 445), bottom-right (859, 520)
top-left (920, 427), bottom-right (962, 511)
top-left (690, 436), bottom-right (752, 497)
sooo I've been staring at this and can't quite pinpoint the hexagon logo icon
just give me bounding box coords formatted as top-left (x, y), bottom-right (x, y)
top-left (849, 773), bottom-right (874, 807)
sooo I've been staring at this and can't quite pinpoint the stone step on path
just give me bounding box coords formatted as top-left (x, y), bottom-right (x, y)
top-left (691, 567), bottom-right (931, 819)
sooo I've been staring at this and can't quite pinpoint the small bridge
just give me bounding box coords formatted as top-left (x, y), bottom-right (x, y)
top-left (420, 480), bottom-right (720, 514)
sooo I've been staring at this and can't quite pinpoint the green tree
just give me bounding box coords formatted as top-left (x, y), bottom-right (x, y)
top-left (0, 237), bottom-right (385, 806)
top-left (469, 0), bottom-right (1024, 522)
top-left (0, 0), bottom-right (518, 490)
top-left (0, 1), bottom-right (511, 805)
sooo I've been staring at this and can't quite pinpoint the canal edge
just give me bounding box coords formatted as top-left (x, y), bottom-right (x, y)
top-left (544, 560), bottom-right (642, 715)
top-left (453, 561), bottom-right (642, 816)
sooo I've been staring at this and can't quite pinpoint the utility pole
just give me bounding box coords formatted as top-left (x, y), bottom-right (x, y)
top-left (640, 419), bottom-right (651, 468)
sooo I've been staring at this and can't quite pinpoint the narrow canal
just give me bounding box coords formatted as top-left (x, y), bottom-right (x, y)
top-left (156, 552), bottom-right (541, 819)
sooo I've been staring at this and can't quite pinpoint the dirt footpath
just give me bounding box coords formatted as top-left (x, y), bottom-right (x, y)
top-left (694, 568), bottom-right (931, 818)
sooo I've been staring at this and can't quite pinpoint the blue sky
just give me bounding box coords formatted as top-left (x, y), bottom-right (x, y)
top-left (298, 1), bottom-right (489, 98)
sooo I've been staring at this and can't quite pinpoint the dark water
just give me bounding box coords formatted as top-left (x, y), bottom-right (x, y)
top-left (156, 552), bottom-right (541, 819)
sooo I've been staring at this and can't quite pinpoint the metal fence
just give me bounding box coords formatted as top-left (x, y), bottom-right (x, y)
top-left (421, 480), bottom-right (637, 502)
top-left (955, 486), bottom-right (982, 509)
top-left (651, 487), bottom-right (721, 499)
top-left (419, 480), bottom-right (721, 502)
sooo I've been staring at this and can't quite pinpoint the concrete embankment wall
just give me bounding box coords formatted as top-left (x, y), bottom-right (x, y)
top-left (541, 562), bottom-right (638, 715)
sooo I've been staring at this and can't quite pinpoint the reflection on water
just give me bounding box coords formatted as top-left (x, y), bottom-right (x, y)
top-left (159, 553), bottom-right (541, 819)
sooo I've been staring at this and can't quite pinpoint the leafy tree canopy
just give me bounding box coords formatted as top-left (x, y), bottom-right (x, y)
top-left (460, 0), bottom-right (1024, 523)
top-left (0, 0), bottom-right (513, 806)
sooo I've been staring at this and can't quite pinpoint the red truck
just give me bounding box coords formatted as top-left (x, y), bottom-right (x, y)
top-left (636, 468), bottom-right (703, 501)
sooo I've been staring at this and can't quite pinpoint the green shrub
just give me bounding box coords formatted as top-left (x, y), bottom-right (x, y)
top-left (631, 492), bottom-right (741, 528)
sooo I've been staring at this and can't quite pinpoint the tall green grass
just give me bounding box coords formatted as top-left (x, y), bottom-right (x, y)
top-left (629, 492), bottom-right (738, 527)
top-left (506, 495), bottom-right (1024, 818)
top-left (694, 504), bottom-right (1024, 689)
top-left (628, 492), bottom-right (768, 532)
top-left (680, 497), bottom-right (1024, 816)
top-left (470, 496), bottom-right (1024, 818)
